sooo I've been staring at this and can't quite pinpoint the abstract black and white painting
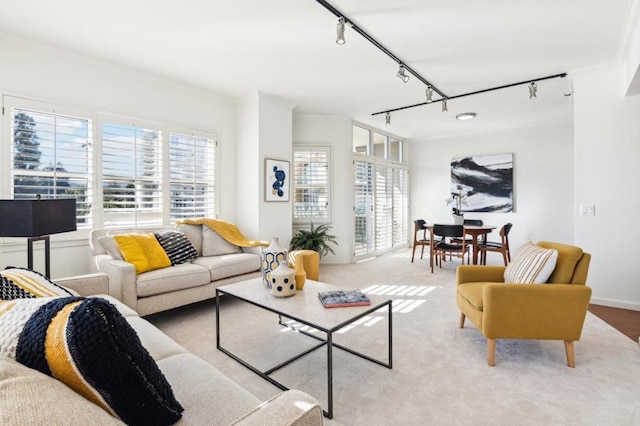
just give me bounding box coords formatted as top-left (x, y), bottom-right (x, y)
top-left (451, 153), bottom-right (513, 213)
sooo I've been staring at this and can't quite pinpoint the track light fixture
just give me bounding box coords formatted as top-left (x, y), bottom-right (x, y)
top-left (315, 1), bottom-right (566, 119)
top-left (426, 86), bottom-right (433, 102)
top-left (397, 65), bottom-right (409, 83)
top-left (385, 112), bottom-right (391, 125)
top-left (529, 81), bottom-right (537, 99)
top-left (336, 17), bottom-right (346, 45)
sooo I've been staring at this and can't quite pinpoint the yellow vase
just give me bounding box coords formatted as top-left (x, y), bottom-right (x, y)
top-left (294, 252), bottom-right (306, 290)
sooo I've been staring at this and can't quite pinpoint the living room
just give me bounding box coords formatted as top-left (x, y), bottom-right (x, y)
top-left (1, 1), bottom-right (640, 424)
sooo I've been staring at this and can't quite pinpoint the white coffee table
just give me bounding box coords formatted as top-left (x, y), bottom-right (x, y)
top-left (215, 278), bottom-right (393, 419)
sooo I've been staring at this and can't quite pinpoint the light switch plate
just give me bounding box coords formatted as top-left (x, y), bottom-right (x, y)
top-left (580, 204), bottom-right (595, 216)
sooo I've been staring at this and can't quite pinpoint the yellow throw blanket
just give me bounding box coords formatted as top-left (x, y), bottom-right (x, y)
top-left (177, 219), bottom-right (269, 248)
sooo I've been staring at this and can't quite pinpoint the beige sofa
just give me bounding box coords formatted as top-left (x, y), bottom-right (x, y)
top-left (89, 224), bottom-right (263, 316)
top-left (0, 273), bottom-right (323, 425)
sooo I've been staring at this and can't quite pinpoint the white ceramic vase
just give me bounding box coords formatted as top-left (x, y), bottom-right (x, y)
top-left (262, 237), bottom-right (288, 288)
top-left (453, 214), bottom-right (464, 225)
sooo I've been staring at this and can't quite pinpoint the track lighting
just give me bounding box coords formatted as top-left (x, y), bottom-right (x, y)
top-left (336, 17), bottom-right (346, 45)
top-left (442, 99), bottom-right (448, 112)
top-left (426, 86), bottom-right (433, 102)
top-left (529, 81), bottom-right (537, 99)
top-left (396, 65), bottom-right (410, 83)
top-left (385, 112), bottom-right (391, 125)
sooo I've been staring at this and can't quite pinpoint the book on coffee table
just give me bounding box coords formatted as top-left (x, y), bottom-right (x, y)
top-left (318, 289), bottom-right (371, 308)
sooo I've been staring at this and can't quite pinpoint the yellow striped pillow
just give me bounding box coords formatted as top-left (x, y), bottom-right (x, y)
top-left (504, 240), bottom-right (558, 284)
top-left (1, 267), bottom-right (76, 300)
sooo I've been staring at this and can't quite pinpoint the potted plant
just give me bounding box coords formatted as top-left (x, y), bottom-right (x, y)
top-left (290, 222), bottom-right (338, 258)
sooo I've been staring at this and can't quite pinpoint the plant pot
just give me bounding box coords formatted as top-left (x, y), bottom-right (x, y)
top-left (453, 214), bottom-right (464, 225)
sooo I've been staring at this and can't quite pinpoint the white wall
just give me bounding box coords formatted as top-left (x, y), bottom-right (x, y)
top-left (408, 120), bottom-right (575, 261)
top-left (0, 33), bottom-right (238, 278)
top-left (292, 115), bottom-right (353, 264)
top-left (573, 64), bottom-right (640, 310)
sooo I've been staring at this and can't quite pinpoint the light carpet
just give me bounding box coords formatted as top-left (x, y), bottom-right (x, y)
top-left (148, 249), bottom-right (640, 425)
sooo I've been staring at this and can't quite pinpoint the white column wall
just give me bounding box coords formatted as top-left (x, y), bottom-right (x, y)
top-left (573, 64), bottom-right (640, 310)
top-left (292, 115), bottom-right (353, 264)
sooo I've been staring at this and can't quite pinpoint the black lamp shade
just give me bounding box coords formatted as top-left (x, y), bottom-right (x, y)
top-left (0, 199), bottom-right (77, 237)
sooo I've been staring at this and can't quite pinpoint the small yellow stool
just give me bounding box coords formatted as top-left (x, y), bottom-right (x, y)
top-left (287, 250), bottom-right (320, 282)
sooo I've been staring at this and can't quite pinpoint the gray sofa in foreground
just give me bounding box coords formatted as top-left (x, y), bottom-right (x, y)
top-left (0, 273), bottom-right (323, 426)
top-left (89, 224), bottom-right (263, 316)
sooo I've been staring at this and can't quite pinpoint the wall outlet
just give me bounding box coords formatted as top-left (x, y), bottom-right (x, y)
top-left (580, 204), bottom-right (596, 216)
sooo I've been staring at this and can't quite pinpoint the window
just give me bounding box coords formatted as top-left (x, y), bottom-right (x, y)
top-left (352, 124), bottom-right (408, 258)
top-left (169, 132), bottom-right (216, 222)
top-left (101, 119), bottom-right (163, 228)
top-left (8, 100), bottom-right (93, 227)
top-left (292, 146), bottom-right (331, 223)
top-left (3, 96), bottom-right (219, 231)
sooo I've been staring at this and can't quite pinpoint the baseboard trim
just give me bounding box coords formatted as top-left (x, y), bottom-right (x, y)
top-left (590, 296), bottom-right (640, 312)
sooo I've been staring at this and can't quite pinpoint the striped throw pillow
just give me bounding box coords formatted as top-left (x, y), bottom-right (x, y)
top-left (0, 296), bottom-right (184, 425)
top-left (155, 231), bottom-right (198, 265)
top-left (1, 267), bottom-right (76, 300)
top-left (504, 240), bottom-right (558, 284)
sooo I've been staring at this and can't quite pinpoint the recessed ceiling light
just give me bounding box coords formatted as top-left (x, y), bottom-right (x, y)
top-left (456, 112), bottom-right (477, 121)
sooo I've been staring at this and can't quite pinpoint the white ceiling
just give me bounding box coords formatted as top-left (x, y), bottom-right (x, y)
top-left (0, 0), bottom-right (635, 140)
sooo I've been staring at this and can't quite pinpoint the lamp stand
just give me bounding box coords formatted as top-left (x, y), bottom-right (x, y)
top-left (28, 236), bottom-right (50, 278)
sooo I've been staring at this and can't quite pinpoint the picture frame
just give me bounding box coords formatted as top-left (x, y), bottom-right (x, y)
top-left (265, 158), bottom-right (290, 202)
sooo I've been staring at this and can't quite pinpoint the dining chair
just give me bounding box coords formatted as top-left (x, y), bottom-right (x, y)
top-left (431, 224), bottom-right (469, 273)
top-left (478, 223), bottom-right (513, 265)
top-left (411, 219), bottom-right (430, 263)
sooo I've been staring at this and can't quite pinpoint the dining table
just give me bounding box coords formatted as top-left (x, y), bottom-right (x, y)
top-left (427, 224), bottom-right (497, 266)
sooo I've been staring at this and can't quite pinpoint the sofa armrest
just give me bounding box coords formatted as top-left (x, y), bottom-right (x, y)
top-left (457, 265), bottom-right (506, 285)
top-left (95, 256), bottom-right (138, 310)
top-left (55, 273), bottom-right (109, 296)
top-left (483, 283), bottom-right (592, 340)
top-left (231, 390), bottom-right (323, 426)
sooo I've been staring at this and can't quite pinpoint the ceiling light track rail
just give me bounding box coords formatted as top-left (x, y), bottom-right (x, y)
top-left (371, 73), bottom-right (567, 116)
top-left (315, 0), bottom-right (447, 98)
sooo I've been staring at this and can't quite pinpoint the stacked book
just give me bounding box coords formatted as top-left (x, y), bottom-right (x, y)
top-left (318, 289), bottom-right (371, 308)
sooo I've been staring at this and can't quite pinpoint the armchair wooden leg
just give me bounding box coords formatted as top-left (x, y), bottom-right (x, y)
top-left (564, 340), bottom-right (575, 368)
top-left (487, 338), bottom-right (496, 367)
top-left (459, 312), bottom-right (466, 328)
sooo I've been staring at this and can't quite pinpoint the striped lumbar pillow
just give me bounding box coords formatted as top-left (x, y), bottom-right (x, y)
top-left (1, 267), bottom-right (76, 300)
top-left (155, 231), bottom-right (198, 265)
top-left (0, 296), bottom-right (183, 425)
top-left (504, 240), bottom-right (558, 284)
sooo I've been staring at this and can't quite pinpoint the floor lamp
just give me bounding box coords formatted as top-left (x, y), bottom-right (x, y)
top-left (0, 198), bottom-right (77, 277)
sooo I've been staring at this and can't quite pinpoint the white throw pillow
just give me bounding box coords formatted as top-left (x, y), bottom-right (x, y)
top-left (202, 226), bottom-right (242, 256)
top-left (504, 240), bottom-right (558, 284)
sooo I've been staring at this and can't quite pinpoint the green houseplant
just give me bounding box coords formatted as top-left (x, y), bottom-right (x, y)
top-left (290, 222), bottom-right (338, 258)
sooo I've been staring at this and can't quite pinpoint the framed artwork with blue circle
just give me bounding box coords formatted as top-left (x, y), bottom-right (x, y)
top-left (265, 158), bottom-right (290, 202)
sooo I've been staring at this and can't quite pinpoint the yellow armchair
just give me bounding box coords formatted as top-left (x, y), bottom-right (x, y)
top-left (456, 241), bottom-right (592, 367)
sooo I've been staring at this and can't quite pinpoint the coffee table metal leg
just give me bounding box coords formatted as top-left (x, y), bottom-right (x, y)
top-left (327, 331), bottom-right (333, 419)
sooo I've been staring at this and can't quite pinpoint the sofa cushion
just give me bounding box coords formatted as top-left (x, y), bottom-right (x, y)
top-left (1, 267), bottom-right (76, 299)
top-left (202, 225), bottom-right (242, 256)
top-left (157, 353), bottom-right (261, 426)
top-left (192, 253), bottom-right (261, 281)
top-left (98, 235), bottom-right (125, 260)
top-left (457, 282), bottom-right (487, 311)
top-left (536, 241), bottom-right (584, 283)
top-left (504, 240), bottom-right (558, 284)
top-left (136, 263), bottom-right (211, 298)
top-left (0, 355), bottom-right (124, 425)
top-left (177, 224), bottom-right (203, 256)
top-left (114, 233), bottom-right (172, 274)
top-left (0, 297), bottom-right (184, 425)
top-left (155, 231), bottom-right (198, 265)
